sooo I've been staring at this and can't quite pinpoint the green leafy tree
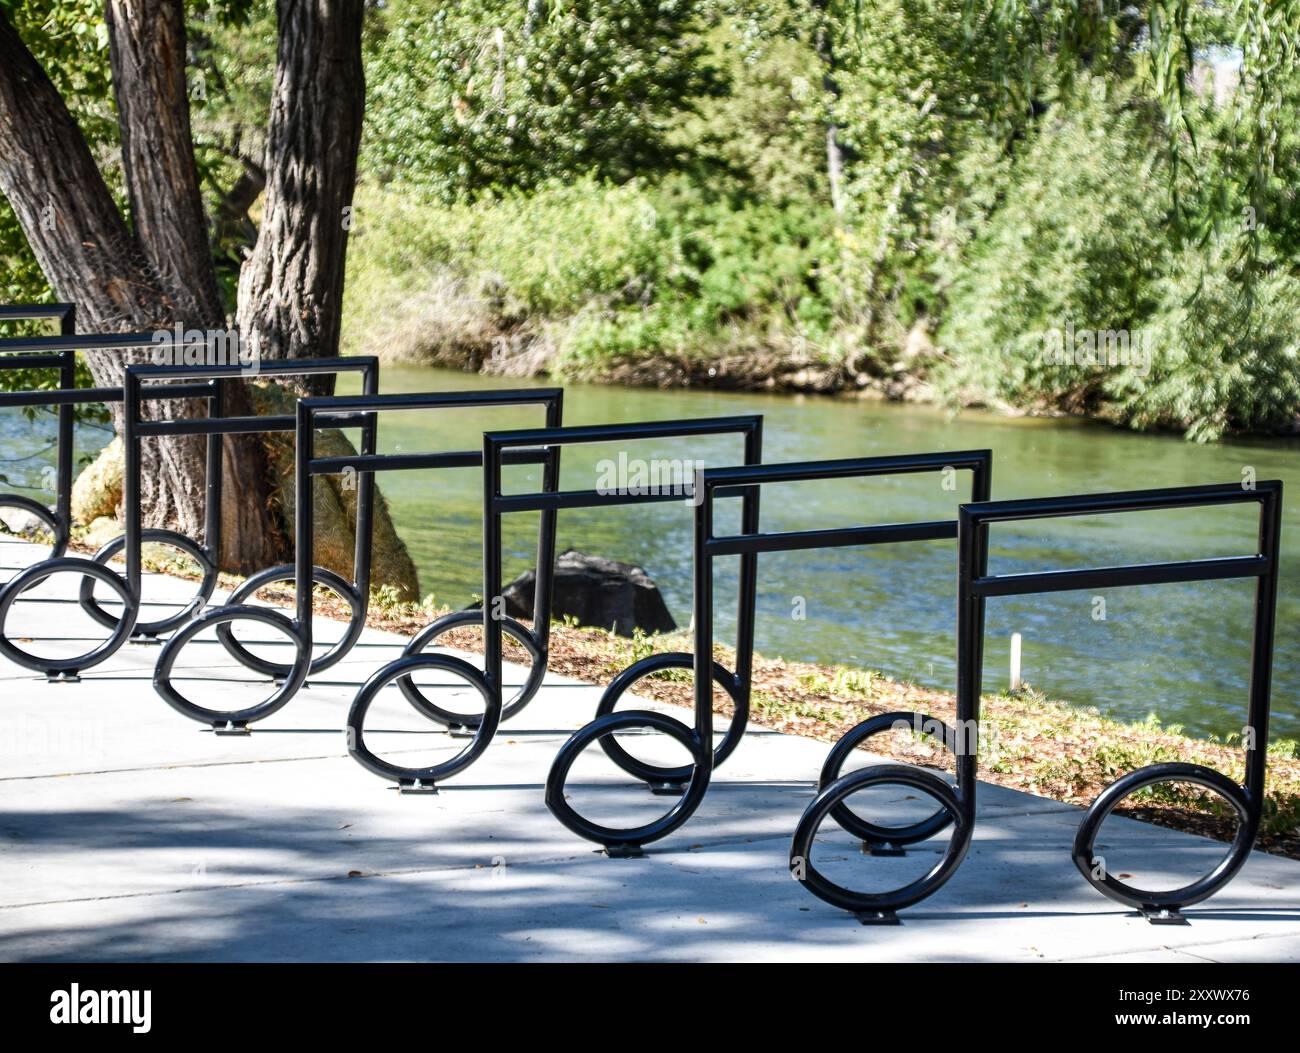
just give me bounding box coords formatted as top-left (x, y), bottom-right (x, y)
top-left (365, 0), bottom-right (726, 198)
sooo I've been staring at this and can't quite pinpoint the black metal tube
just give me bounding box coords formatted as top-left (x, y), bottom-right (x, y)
top-left (0, 303), bottom-right (76, 324)
top-left (707, 520), bottom-right (957, 557)
top-left (730, 421), bottom-right (763, 724)
top-left (530, 393), bottom-right (564, 655)
top-left (56, 306), bottom-right (76, 533)
top-left (308, 448), bottom-right (552, 475)
top-left (1245, 485), bottom-right (1281, 809)
top-left (971, 555), bottom-right (1270, 597)
top-left (294, 397), bottom-right (315, 633)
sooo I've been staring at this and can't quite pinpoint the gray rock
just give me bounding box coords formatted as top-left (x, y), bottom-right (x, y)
top-left (0, 507), bottom-right (47, 536)
top-left (497, 548), bottom-right (676, 637)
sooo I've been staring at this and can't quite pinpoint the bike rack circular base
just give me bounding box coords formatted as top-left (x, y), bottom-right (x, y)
top-left (545, 709), bottom-right (710, 856)
top-left (396, 610), bottom-right (544, 728)
top-left (1072, 761), bottom-right (1254, 918)
top-left (213, 564), bottom-right (365, 678)
top-left (154, 605), bottom-right (310, 728)
top-left (347, 653), bottom-right (501, 788)
top-left (0, 557), bottom-right (136, 676)
top-left (791, 763), bottom-right (971, 922)
top-left (0, 495), bottom-right (67, 569)
top-left (819, 711), bottom-right (958, 849)
top-left (78, 528), bottom-right (216, 637)
top-left (593, 652), bottom-right (746, 792)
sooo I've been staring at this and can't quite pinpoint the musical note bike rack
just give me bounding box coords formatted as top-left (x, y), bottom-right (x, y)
top-left (131, 357), bottom-right (382, 729)
top-left (334, 389), bottom-right (562, 785)
top-left (550, 449), bottom-right (990, 858)
top-left (0, 304), bottom-right (78, 572)
top-left (478, 415), bottom-right (763, 844)
top-left (158, 386), bottom-right (563, 736)
top-left (0, 332), bottom-right (227, 678)
top-left (0, 347), bottom-right (378, 680)
top-left (793, 480), bottom-right (1282, 924)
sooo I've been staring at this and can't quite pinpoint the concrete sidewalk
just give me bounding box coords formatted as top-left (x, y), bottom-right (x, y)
top-left (0, 553), bottom-right (1297, 962)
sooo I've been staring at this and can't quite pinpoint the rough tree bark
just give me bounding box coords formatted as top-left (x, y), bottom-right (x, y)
top-left (236, 0), bottom-right (366, 396)
top-left (106, 0), bottom-right (224, 325)
top-left (0, 14), bottom-right (163, 328)
top-left (0, 8), bottom-right (214, 550)
top-left (105, 0), bottom-right (284, 572)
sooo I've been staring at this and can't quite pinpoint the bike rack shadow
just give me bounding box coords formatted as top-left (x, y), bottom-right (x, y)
top-left (795, 479), bottom-right (1283, 925)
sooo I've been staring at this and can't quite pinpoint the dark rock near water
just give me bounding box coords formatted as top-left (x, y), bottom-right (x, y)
top-left (497, 548), bottom-right (676, 637)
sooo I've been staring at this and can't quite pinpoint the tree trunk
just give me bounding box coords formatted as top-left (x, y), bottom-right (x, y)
top-left (813, 2), bottom-right (846, 217)
top-left (0, 13), bottom-right (168, 330)
top-left (105, 0), bottom-right (225, 326)
top-left (236, 0), bottom-right (366, 395)
top-left (1, 3), bottom-right (372, 576)
top-left (0, 9), bottom-right (211, 542)
top-left (104, 0), bottom-right (285, 572)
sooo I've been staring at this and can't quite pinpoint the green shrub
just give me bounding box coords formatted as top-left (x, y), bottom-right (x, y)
top-left (1115, 249), bottom-right (1300, 440)
top-left (935, 83), bottom-right (1171, 409)
top-left (344, 172), bottom-right (841, 370)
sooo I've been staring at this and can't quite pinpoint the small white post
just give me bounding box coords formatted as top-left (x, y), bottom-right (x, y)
top-left (1009, 632), bottom-right (1022, 691)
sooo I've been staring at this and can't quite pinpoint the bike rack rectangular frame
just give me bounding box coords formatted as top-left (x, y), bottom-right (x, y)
top-left (124, 357), bottom-right (382, 619)
top-left (483, 415), bottom-right (764, 707)
top-left (485, 416), bottom-right (764, 846)
top-left (687, 452), bottom-right (992, 854)
top-left (146, 385), bottom-right (563, 734)
top-left (295, 387), bottom-right (565, 653)
top-left (955, 480), bottom-right (1283, 919)
top-left (0, 331), bottom-right (219, 564)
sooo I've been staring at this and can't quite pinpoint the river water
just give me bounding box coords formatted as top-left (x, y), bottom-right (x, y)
top-left (3, 361), bottom-right (1296, 739)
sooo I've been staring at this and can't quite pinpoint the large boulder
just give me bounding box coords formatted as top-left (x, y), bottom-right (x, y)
top-left (499, 548), bottom-right (676, 637)
top-left (71, 435), bottom-right (123, 524)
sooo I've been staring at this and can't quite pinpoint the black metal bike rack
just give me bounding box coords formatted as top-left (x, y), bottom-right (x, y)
top-left (0, 347), bottom-right (379, 681)
top-left (157, 387), bottom-right (563, 738)
top-left (0, 332), bottom-right (225, 678)
top-left (330, 391), bottom-right (561, 787)
top-left (133, 358), bottom-right (382, 730)
top-left (793, 479), bottom-right (1282, 924)
top-left (478, 415), bottom-right (763, 846)
top-left (552, 450), bottom-right (990, 860)
top-left (0, 304), bottom-right (78, 571)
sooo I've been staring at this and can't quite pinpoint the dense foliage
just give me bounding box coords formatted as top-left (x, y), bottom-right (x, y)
top-left (4, 0), bottom-right (1299, 440)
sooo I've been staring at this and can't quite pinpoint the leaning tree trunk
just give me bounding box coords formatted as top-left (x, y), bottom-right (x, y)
top-left (0, 7), bottom-right (285, 571)
top-left (236, 0), bottom-right (366, 396)
top-left (105, 0), bottom-right (285, 572)
top-left (106, 0), bottom-right (225, 325)
top-left (0, 9), bottom-right (217, 549)
top-left (0, 3), bottom-right (370, 576)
